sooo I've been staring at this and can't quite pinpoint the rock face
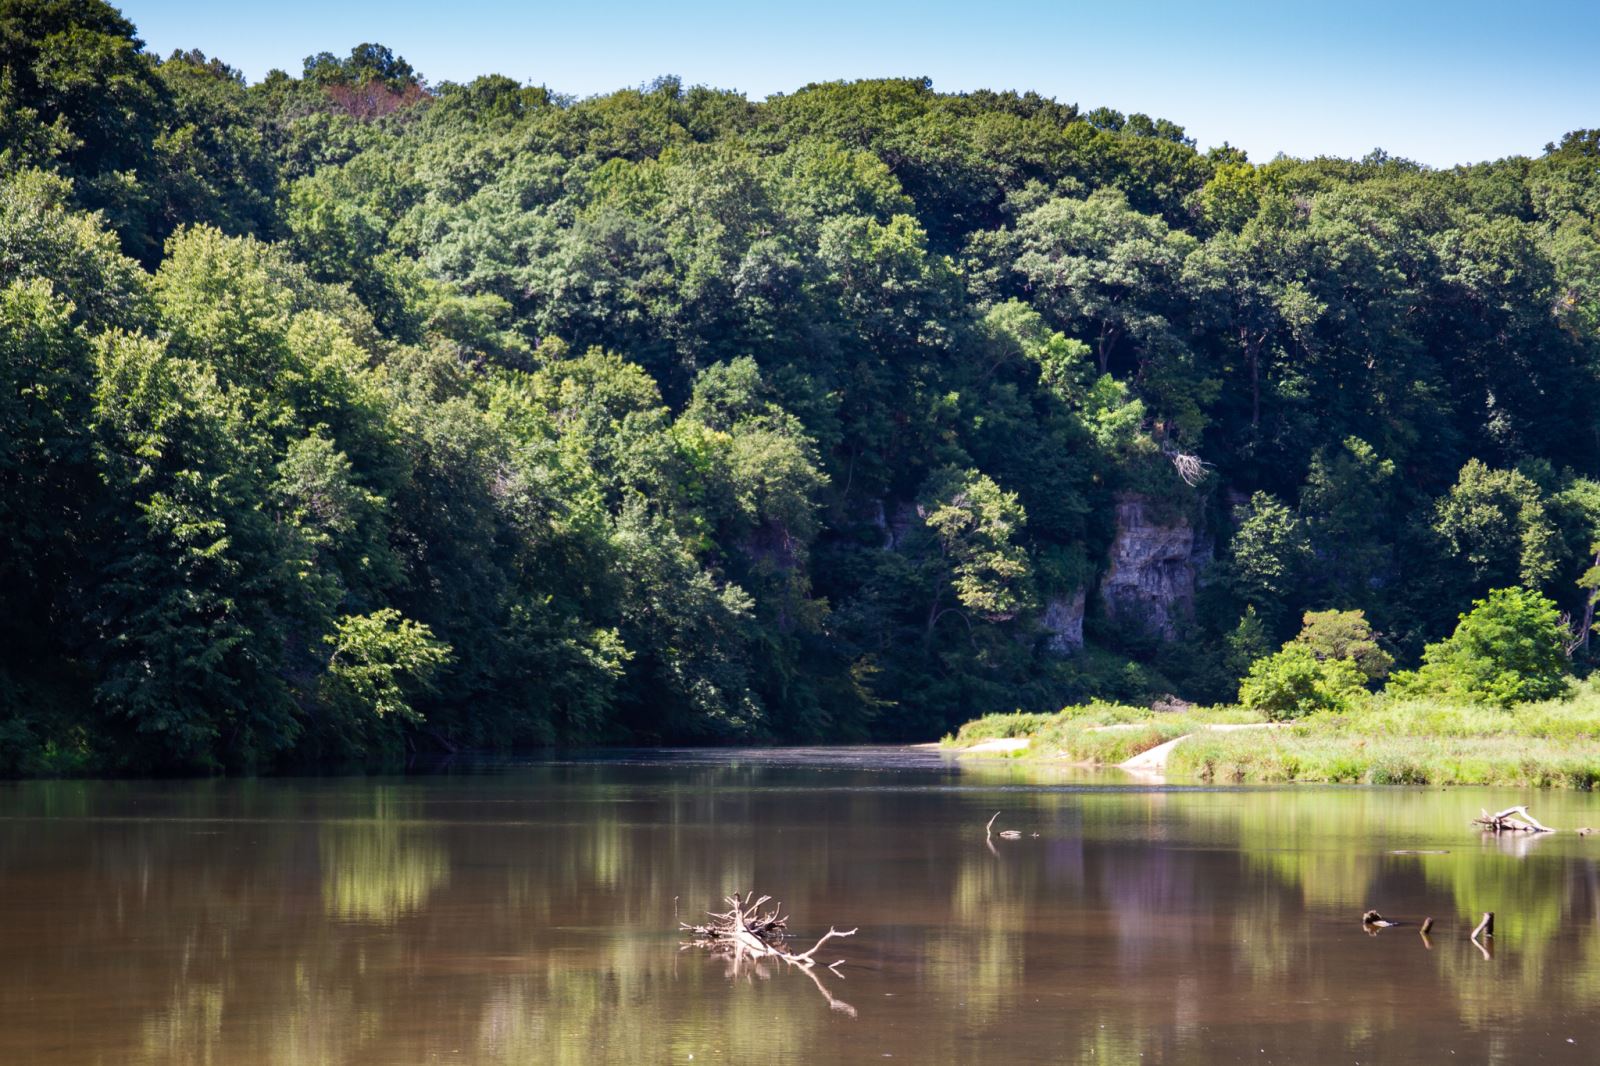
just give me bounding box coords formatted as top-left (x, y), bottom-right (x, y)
top-left (873, 498), bottom-right (921, 550)
top-left (1098, 493), bottom-right (1200, 641)
top-left (1041, 588), bottom-right (1087, 654)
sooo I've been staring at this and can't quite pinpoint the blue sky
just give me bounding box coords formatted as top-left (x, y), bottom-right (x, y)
top-left (120, 0), bottom-right (1597, 167)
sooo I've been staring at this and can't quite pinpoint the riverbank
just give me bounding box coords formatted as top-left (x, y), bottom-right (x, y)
top-left (943, 684), bottom-right (1600, 788)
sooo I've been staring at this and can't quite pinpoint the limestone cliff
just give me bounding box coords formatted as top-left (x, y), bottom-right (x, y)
top-left (1041, 587), bottom-right (1087, 654)
top-left (1098, 493), bottom-right (1201, 641)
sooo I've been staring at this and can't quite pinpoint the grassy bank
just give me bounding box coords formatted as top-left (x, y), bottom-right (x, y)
top-left (943, 702), bottom-right (1265, 765)
top-left (945, 685), bottom-right (1600, 788)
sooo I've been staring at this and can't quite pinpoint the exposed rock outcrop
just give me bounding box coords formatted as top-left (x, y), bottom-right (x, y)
top-left (872, 498), bottom-right (921, 550)
top-left (1041, 587), bottom-right (1087, 654)
top-left (1099, 493), bottom-right (1200, 641)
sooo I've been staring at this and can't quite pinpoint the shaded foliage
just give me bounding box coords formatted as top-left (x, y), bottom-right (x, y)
top-left (5, 2), bottom-right (1600, 771)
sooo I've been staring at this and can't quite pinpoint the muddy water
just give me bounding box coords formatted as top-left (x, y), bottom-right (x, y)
top-left (2, 749), bottom-right (1598, 1064)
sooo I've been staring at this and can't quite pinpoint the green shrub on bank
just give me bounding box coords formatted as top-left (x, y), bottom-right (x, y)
top-left (942, 711), bottom-right (1059, 743)
top-left (1293, 609), bottom-right (1393, 680)
top-left (1238, 644), bottom-right (1368, 719)
top-left (1388, 587), bottom-right (1571, 707)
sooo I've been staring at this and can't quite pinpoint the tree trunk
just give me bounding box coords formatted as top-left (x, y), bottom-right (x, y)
top-left (1574, 549), bottom-right (1600, 653)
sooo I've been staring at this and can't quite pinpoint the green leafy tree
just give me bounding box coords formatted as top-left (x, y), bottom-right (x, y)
top-left (90, 332), bottom-right (302, 769)
top-left (1009, 187), bottom-right (1195, 377)
top-left (317, 608), bottom-right (451, 754)
top-left (1390, 587), bottom-right (1570, 707)
top-left (152, 50), bottom-right (278, 240)
top-left (13, 0), bottom-right (1600, 771)
top-left (1432, 460), bottom-right (1561, 593)
top-left (920, 468), bottom-right (1035, 638)
top-left (0, 167), bottom-right (148, 329)
top-left (0, 0), bottom-right (169, 255)
top-left (1228, 492), bottom-right (1312, 633)
top-left (1224, 605), bottom-right (1272, 679)
top-left (1298, 437), bottom-right (1396, 609)
top-left (1292, 609), bottom-right (1393, 683)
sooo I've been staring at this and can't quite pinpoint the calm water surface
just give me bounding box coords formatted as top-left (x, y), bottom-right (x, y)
top-left (3, 748), bottom-right (1599, 1064)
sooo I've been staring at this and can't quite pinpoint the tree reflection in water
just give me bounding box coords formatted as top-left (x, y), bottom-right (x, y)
top-left (0, 755), bottom-right (1598, 1064)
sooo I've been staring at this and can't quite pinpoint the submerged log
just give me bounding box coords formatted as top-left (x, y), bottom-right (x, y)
top-left (1473, 805), bottom-right (1556, 833)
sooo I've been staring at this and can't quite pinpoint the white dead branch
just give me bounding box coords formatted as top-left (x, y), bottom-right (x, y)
top-left (1473, 805), bottom-right (1556, 833)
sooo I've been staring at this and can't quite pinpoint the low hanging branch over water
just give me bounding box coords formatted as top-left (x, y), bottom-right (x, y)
top-left (682, 892), bottom-right (857, 970)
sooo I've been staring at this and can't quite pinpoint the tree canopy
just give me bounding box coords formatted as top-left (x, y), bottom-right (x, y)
top-left (5, 1), bottom-right (1600, 772)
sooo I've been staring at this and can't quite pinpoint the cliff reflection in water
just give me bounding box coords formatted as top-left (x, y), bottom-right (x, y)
top-left (2, 753), bottom-right (1599, 1065)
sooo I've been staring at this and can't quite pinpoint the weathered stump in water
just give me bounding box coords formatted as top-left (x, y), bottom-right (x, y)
top-left (1472, 911), bottom-right (1494, 940)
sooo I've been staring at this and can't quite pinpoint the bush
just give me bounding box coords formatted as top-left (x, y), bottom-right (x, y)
top-left (1294, 609), bottom-right (1392, 681)
top-left (1389, 587), bottom-right (1570, 707)
top-left (1238, 644), bottom-right (1367, 720)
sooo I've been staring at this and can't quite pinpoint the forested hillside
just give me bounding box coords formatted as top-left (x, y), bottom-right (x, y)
top-left (4, 0), bottom-right (1600, 772)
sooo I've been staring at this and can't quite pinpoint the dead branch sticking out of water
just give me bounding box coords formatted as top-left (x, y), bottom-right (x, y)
top-left (682, 892), bottom-right (856, 970)
top-left (682, 892), bottom-right (859, 1015)
top-left (985, 811), bottom-right (1021, 844)
top-left (1474, 805), bottom-right (1555, 833)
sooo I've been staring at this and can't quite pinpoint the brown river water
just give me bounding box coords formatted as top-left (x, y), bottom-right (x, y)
top-left (2, 748), bottom-right (1599, 1064)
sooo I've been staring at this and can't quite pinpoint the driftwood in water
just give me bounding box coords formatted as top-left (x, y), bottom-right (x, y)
top-left (986, 811), bottom-right (1024, 843)
top-left (1474, 805), bottom-right (1555, 833)
top-left (683, 892), bottom-right (859, 1016)
top-left (682, 892), bottom-right (856, 970)
top-left (1472, 911), bottom-right (1495, 939)
top-left (1361, 910), bottom-right (1437, 944)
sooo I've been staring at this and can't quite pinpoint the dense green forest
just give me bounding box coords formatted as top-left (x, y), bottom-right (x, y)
top-left (3, 0), bottom-right (1600, 773)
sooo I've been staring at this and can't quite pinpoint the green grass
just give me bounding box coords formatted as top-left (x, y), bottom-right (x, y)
top-left (1168, 732), bottom-right (1600, 789)
top-left (946, 682), bottom-right (1600, 788)
top-left (945, 701), bottom-right (1266, 763)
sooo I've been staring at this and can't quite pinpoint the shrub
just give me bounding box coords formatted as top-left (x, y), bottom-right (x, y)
top-left (1389, 587), bottom-right (1570, 707)
top-left (1238, 644), bottom-right (1367, 720)
top-left (1294, 609), bottom-right (1393, 681)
